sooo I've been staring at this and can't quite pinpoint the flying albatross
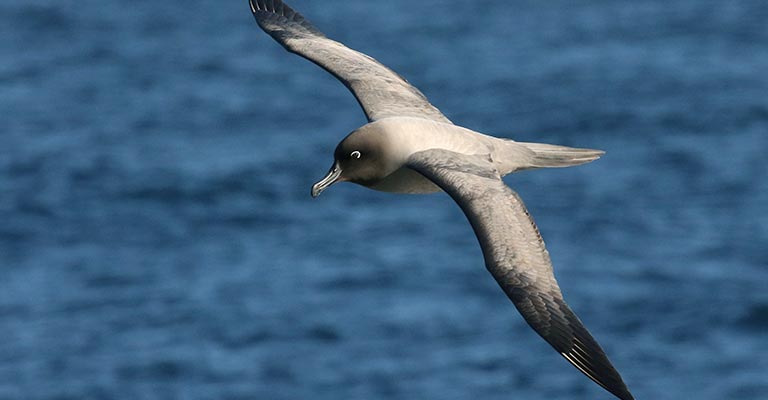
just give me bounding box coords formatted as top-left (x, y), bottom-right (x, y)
top-left (248, 1), bottom-right (634, 399)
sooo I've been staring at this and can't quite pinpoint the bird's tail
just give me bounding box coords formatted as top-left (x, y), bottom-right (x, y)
top-left (519, 142), bottom-right (605, 168)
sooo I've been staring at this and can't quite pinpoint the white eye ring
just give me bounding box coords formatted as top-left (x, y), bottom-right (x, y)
top-left (350, 151), bottom-right (361, 159)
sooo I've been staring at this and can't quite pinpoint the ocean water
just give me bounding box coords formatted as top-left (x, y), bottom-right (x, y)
top-left (1, 1), bottom-right (767, 399)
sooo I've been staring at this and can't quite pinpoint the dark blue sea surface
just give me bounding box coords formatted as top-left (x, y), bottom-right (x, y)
top-left (1, 1), bottom-right (767, 399)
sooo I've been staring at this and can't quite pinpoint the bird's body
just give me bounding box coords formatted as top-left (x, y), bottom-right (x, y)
top-left (342, 117), bottom-right (521, 193)
top-left (248, 1), bottom-right (635, 399)
top-left (335, 117), bottom-right (604, 193)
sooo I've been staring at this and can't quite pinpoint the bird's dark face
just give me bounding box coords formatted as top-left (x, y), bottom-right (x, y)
top-left (311, 130), bottom-right (395, 197)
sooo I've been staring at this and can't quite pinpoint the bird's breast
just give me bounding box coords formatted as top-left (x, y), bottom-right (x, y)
top-left (367, 166), bottom-right (441, 194)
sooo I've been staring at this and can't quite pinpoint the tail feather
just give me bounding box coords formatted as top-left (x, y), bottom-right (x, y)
top-left (520, 142), bottom-right (605, 168)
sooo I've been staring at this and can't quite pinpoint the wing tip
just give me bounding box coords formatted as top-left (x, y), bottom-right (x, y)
top-left (560, 350), bottom-right (635, 400)
top-left (248, 0), bottom-right (325, 39)
top-left (249, 0), bottom-right (287, 13)
top-left (248, 0), bottom-right (291, 20)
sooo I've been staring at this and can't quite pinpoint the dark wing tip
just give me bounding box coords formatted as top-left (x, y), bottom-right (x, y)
top-left (249, 0), bottom-right (287, 14)
top-left (553, 304), bottom-right (635, 400)
top-left (248, 0), bottom-right (325, 39)
top-left (561, 348), bottom-right (635, 400)
top-left (510, 290), bottom-right (634, 400)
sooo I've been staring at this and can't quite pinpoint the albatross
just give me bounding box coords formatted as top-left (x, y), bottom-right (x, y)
top-left (248, 1), bottom-right (635, 399)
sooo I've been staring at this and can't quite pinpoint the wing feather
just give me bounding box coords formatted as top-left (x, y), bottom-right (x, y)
top-left (408, 149), bottom-right (634, 400)
top-left (249, 0), bottom-right (451, 123)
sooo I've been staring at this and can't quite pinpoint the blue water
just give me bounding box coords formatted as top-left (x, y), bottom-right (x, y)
top-left (2, 1), bottom-right (767, 399)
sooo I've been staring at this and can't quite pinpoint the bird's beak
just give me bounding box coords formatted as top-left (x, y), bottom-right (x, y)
top-left (311, 161), bottom-right (342, 198)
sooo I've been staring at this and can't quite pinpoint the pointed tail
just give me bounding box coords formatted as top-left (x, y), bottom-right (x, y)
top-left (520, 142), bottom-right (605, 168)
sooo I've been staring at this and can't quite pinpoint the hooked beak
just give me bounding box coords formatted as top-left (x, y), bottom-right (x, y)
top-left (311, 161), bottom-right (342, 198)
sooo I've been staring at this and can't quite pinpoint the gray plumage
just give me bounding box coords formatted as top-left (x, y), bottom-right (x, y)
top-left (408, 149), bottom-right (632, 399)
top-left (249, 0), bottom-right (451, 123)
top-left (249, 1), bottom-right (634, 399)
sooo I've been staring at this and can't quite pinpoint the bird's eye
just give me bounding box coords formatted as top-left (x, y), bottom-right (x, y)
top-left (350, 151), bottom-right (361, 159)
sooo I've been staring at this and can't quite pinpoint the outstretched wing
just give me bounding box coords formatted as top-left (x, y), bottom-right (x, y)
top-left (249, 0), bottom-right (451, 123)
top-left (408, 149), bottom-right (634, 400)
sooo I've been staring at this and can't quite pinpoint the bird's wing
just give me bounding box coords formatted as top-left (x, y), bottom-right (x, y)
top-left (249, 0), bottom-right (452, 124)
top-left (407, 149), bottom-right (634, 400)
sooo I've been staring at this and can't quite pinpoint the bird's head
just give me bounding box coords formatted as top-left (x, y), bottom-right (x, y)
top-left (311, 127), bottom-right (401, 197)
